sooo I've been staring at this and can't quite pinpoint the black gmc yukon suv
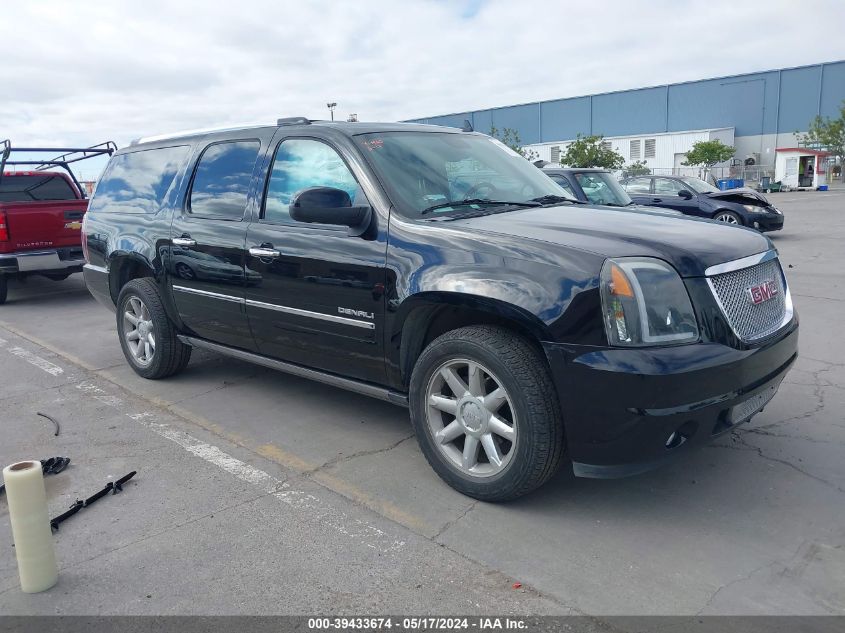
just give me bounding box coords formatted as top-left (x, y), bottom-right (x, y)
top-left (83, 119), bottom-right (798, 500)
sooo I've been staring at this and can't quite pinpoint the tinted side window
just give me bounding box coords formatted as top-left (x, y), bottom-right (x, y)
top-left (549, 175), bottom-right (576, 197)
top-left (90, 145), bottom-right (189, 214)
top-left (654, 178), bottom-right (682, 194)
top-left (0, 175), bottom-right (78, 202)
top-left (624, 178), bottom-right (651, 194)
top-left (189, 140), bottom-right (260, 219)
top-left (263, 139), bottom-right (363, 225)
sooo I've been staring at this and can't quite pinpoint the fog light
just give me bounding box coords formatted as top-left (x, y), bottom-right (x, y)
top-left (665, 421), bottom-right (698, 449)
top-left (665, 431), bottom-right (686, 449)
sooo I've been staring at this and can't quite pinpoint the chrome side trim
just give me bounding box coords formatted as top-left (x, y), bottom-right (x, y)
top-left (178, 335), bottom-right (408, 407)
top-left (172, 285), bottom-right (243, 304)
top-left (244, 298), bottom-right (375, 330)
top-left (704, 249), bottom-right (777, 277)
top-left (171, 285), bottom-right (376, 330)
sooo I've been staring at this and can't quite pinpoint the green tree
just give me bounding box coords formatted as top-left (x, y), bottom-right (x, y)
top-left (489, 126), bottom-right (539, 161)
top-left (797, 100), bottom-right (845, 179)
top-left (681, 140), bottom-right (735, 180)
top-left (623, 160), bottom-right (650, 177)
top-left (560, 135), bottom-right (624, 169)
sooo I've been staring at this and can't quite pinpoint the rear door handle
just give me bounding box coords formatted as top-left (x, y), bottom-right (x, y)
top-left (172, 236), bottom-right (197, 247)
top-left (249, 246), bottom-right (280, 258)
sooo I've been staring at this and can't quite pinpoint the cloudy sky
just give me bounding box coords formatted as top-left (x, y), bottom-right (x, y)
top-left (4, 0), bottom-right (844, 172)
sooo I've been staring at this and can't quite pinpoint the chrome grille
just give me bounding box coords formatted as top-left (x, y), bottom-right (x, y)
top-left (708, 257), bottom-right (789, 341)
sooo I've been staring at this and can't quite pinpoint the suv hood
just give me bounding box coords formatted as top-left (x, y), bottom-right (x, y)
top-left (451, 205), bottom-right (771, 277)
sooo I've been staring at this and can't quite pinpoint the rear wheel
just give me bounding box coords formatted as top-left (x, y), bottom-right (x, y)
top-left (714, 210), bottom-right (742, 225)
top-left (116, 278), bottom-right (191, 379)
top-left (0, 275), bottom-right (7, 305)
top-left (409, 325), bottom-right (565, 501)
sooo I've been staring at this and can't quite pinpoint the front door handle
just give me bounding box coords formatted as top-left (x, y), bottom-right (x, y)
top-left (172, 236), bottom-right (197, 247)
top-left (249, 246), bottom-right (281, 258)
top-left (652, 197), bottom-right (662, 203)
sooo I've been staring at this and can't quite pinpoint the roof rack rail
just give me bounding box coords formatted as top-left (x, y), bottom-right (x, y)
top-left (277, 117), bottom-right (311, 126)
top-left (0, 140), bottom-right (117, 199)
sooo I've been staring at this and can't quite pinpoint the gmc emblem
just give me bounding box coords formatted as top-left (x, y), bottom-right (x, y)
top-left (747, 280), bottom-right (779, 305)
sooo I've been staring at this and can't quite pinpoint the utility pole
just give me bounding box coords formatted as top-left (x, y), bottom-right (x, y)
top-left (327, 102), bottom-right (337, 121)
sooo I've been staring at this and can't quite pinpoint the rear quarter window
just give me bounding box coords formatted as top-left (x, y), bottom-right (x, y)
top-left (89, 145), bottom-right (189, 214)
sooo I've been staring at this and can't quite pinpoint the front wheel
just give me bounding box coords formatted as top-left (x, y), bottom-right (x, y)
top-left (714, 210), bottom-right (742, 225)
top-left (116, 278), bottom-right (191, 379)
top-left (409, 325), bottom-right (565, 501)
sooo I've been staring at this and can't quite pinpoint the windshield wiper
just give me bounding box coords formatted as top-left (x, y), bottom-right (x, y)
top-left (420, 198), bottom-right (540, 215)
top-left (529, 194), bottom-right (584, 205)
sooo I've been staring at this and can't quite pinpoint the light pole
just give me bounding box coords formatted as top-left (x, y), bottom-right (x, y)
top-left (327, 102), bottom-right (337, 121)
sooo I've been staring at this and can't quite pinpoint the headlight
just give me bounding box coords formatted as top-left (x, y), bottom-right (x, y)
top-left (742, 204), bottom-right (764, 214)
top-left (600, 257), bottom-right (699, 346)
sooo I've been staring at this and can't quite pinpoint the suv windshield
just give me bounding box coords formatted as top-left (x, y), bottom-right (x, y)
top-left (680, 177), bottom-right (719, 194)
top-left (357, 132), bottom-right (575, 218)
top-left (572, 172), bottom-right (632, 206)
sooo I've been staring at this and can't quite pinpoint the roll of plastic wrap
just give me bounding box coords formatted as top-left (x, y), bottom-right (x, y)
top-left (3, 460), bottom-right (58, 593)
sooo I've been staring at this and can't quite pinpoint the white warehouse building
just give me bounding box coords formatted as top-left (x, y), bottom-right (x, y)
top-left (525, 127), bottom-right (736, 176)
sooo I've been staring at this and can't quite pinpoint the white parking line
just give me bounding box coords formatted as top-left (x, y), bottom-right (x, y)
top-left (75, 383), bottom-right (405, 554)
top-left (6, 346), bottom-right (64, 376)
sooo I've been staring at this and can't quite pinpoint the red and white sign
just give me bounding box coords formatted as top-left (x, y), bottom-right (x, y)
top-left (747, 280), bottom-right (779, 305)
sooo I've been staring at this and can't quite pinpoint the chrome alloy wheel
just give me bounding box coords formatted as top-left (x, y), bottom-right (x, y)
top-left (123, 296), bottom-right (156, 366)
top-left (425, 359), bottom-right (517, 478)
top-left (715, 212), bottom-right (739, 224)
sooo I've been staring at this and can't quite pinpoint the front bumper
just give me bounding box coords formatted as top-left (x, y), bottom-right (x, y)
top-left (544, 321), bottom-right (798, 478)
top-left (752, 213), bottom-right (784, 232)
top-left (0, 248), bottom-right (85, 274)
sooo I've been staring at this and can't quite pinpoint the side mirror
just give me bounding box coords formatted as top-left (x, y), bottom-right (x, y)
top-left (289, 186), bottom-right (372, 237)
top-left (678, 189), bottom-right (693, 200)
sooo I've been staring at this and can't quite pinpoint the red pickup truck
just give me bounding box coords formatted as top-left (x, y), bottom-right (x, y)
top-left (0, 141), bottom-right (115, 304)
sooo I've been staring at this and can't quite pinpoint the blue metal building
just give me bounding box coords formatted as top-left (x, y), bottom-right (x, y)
top-left (408, 61), bottom-right (845, 169)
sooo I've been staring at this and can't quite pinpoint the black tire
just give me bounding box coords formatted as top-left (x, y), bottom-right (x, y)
top-left (44, 273), bottom-right (71, 281)
top-left (116, 278), bottom-right (191, 379)
top-left (713, 210), bottom-right (743, 225)
top-left (0, 275), bottom-right (7, 305)
top-left (409, 325), bottom-right (565, 501)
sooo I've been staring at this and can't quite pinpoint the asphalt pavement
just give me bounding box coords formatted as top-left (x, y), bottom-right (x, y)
top-left (0, 191), bottom-right (843, 615)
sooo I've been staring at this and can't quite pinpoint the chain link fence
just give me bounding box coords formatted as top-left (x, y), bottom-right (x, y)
top-left (644, 166), bottom-right (775, 189)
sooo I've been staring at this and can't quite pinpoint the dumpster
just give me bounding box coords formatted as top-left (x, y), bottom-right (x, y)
top-left (717, 178), bottom-right (745, 190)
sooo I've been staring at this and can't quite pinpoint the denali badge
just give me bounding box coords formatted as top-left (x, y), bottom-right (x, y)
top-left (747, 280), bottom-right (778, 305)
top-left (338, 307), bottom-right (374, 319)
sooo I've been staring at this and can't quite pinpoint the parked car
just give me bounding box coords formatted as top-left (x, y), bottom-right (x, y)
top-left (541, 167), bottom-right (682, 216)
top-left (83, 120), bottom-right (797, 501)
top-left (619, 175), bottom-right (784, 231)
top-left (0, 140), bottom-right (116, 304)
